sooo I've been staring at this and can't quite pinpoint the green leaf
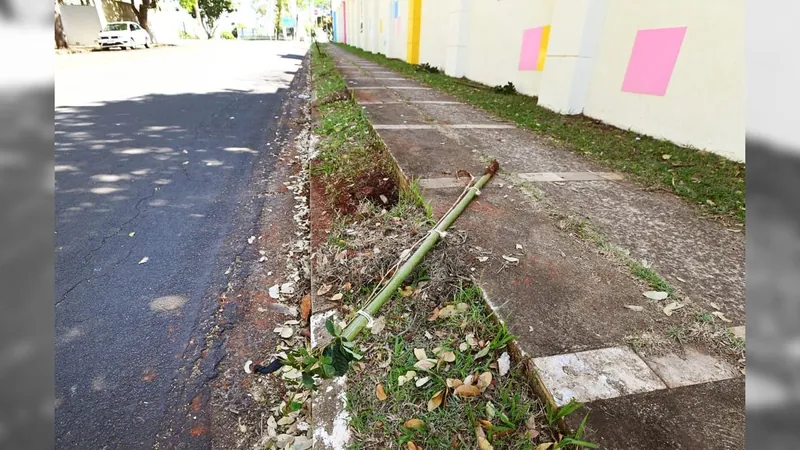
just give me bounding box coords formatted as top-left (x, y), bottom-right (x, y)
top-left (474, 345), bottom-right (491, 359)
top-left (325, 318), bottom-right (336, 336)
top-left (322, 364), bottom-right (335, 378)
top-left (302, 373), bottom-right (316, 390)
top-left (303, 357), bottom-right (317, 366)
top-left (288, 400), bottom-right (303, 412)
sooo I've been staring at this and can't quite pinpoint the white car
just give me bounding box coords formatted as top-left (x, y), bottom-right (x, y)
top-left (98, 21), bottom-right (151, 50)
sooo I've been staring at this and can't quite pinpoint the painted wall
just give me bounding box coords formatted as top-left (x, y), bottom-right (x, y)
top-left (61, 5), bottom-right (103, 46)
top-left (333, 0), bottom-right (744, 162)
top-left (582, 0), bottom-right (744, 161)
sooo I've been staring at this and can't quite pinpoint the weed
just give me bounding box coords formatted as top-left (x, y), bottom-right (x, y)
top-left (492, 82), bottom-right (519, 95)
top-left (545, 399), bottom-right (598, 449)
top-left (415, 62), bottom-right (442, 74)
top-left (334, 43), bottom-right (745, 224)
top-left (667, 326), bottom-right (687, 344)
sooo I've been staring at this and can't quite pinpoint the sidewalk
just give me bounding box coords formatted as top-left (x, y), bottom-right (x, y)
top-left (325, 44), bottom-right (745, 448)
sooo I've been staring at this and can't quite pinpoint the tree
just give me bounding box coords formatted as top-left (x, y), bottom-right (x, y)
top-left (54, 0), bottom-right (68, 49)
top-left (197, 0), bottom-right (235, 38)
top-left (181, 0), bottom-right (235, 38)
top-left (274, 0), bottom-right (287, 38)
top-left (129, 0), bottom-right (158, 33)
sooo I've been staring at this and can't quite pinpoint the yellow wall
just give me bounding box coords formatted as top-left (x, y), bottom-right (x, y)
top-left (336, 0), bottom-right (745, 161)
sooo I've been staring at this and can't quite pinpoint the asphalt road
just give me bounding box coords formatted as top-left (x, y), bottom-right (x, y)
top-left (55, 40), bottom-right (308, 448)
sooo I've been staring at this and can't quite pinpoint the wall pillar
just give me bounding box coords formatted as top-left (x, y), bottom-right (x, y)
top-left (538, 0), bottom-right (609, 114)
top-left (444, 0), bottom-right (469, 77)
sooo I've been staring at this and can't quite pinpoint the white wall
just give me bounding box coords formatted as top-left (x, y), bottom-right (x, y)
top-left (582, 0), bottom-right (744, 161)
top-left (418, 0), bottom-right (450, 69)
top-left (60, 5), bottom-right (102, 47)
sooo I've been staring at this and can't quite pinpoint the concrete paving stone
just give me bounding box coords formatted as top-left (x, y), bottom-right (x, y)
top-left (643, 346), bottom-right (739, 388)
top-left (373, 129), bottom-right (485, 179)
top-left (360, 103), bottom-right (432, 125)
top-left (570, 377), bottom-right (744, 450)
top-left (418, 177), bottom-right (471, 189)
top-left (532, 346), bottom-right (667, 406)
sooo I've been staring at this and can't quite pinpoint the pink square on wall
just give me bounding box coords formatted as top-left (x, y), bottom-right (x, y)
top-left (519, 27), bottom-right (545, 71)
top-left (621, 27), bottom-right (688, 96)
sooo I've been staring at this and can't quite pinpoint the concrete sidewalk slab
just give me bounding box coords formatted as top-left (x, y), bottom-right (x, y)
top-left (326, 44), bottom-right (744, 449)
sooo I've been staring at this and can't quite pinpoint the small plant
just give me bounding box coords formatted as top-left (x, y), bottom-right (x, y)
top-left (666, 326), bottom-right (686, 344)
top-left (492, 81), bottom-right (518, 95)
top-left (545, 399), bottom-right (598, 449)
top-left (179, 30), bottom-right (198, 39)
top-left (415, 63), bottom-right (441, 74)
top-left (220, 31), bottom-right (235, 40)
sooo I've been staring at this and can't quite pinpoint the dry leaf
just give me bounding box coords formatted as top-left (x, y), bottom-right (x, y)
top-left (463, 375), bottom-right (474, 386)
top-left (427, 390), bottom-right (444, 411)
top-left (525, 415), bottom-right (540, 439)
top-left (643, 291), bottom-right (669, 301)
top-left (280, 282), bottom-right (295, 294)
top-left (474, 345), bottom-right (491, 359)
top-left (478, 419), bottom-right (493, 428)
top-left (536, 443), bottom-right (553, 450)
top-left (662, 154), bottom-right (672, 160)
top-left (476, 426), bottom-right (493, 450)
top-left (370, 316), bottom-right (386, 335)
top-left (414, 359), bottom-right (436, 371)
top-left (477, 256), bottom-right (489, 262)
top-left (624, 305), bottom-right (644, 312)
top-left (415, 377), bottom-right (430, 388)
top-left (398, 370), bottom-right (417, 386)
top-left (437, 305), bottom-right (456, 318)
top-left (709, 302), bottom-right (721, 310)
top-left (414, 348), bottom-right (427, 361)
top-left (316, 284), bottom-right (332, 296)
top-left (497, 352), bottom-right (510, 376)
top-left (428, 308), bottom-right (440, 321)
top-left (343, 282), bottom-right (352, 291)
top-left (268, 284), bottom-right (280, 299)
top-left (376, 384), bottom-right (388, 401)
top-left (662, 302), bottom-right (684, 316)
top-left (407, 442), bottom-right (420, 450)
top-left (501, 255), bottom-right (519, 264)
top-left (477, 372), bottom-right (493, 391)
top-left (446, 378), bottom-right (462, 388)
top-left (300, 295), bottom-right (311, 321)
top-left (399, 286), bottom-right (415, 297)
top-left (438, 350), bottom-right (456, 363)
top-left (465, 334), bottom-right (477, 347)
top-left (712, 311), bottom-right (732, 323)
top-left (485, 402), bottom-right (496, 419)
top-left (138, 257), bottom-right (149, 265)
top-left (459, 342), bottom-right (469, 352)
top-left (454, 384), bottom-right (480, 397)
top-left (403, 418), bottom-right (425, 430)
top-left (455, 303), bottom-right (469, 313)
top-left (331, 293), bottom-right (343, 301)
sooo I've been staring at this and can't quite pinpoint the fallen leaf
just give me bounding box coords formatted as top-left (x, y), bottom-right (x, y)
top-left (376, 383), bottom-right (388, 401)
top-left (438, 350), bottom-right (456, 363)
top-left (371, 316), bottom-right (386, 334)
top-left (407, 442), bottom-right (420, 450)
top-left (454, 384), bottom-right (480, 397)
top-left (536, 443), bottom-right (553, 450)
top-left (437, 305), bottom-right (456, 318)
top-left (414, 348), bottom-right (427, 361)
top-left (403, 418), bottom-right (425, 430)
top-left (516, 244), bottom-right (523, 250)
top-left (662, 302), bottom-right (685, 316)
top-left (427, 390), bottom-right (444, 411)
top-left (331, 293), bottom-right (343, 301)
top-left (709, 302), bottom-right (721, 310)
top-left (343, 282), bottom-right (352, 291)
top-left (459, 342), bottom-right (469, 352)
top-left (477, 372), bottom-right (493, 391)
top-left (662, 154), bottom-right (672, 160)
top-left (463, 375), bottom-right (474, 386)
top-left (138, 257), bottom-right (149, 265)
top-left (676, 276), bottom-right (687, 283)
top-left (424, 331), bottom-right (433, 340)
top-left (380, 194), bottom-right (388, 204)
top-left (476, 426), bottom-right (493, 450)
top-left (706, 199), bottom-right (716, 206)
top-left (485, 402), bottom-right (496, 419)
top-left (624, 305), bottom-right (644, 312)
top-left (280, 282), bottom-right (295, 294)
top-left (525, 415), bottom-right (540, 439)
top-left (316, 284), bottom-right (332, 296)
top-left (478, 419), bottom-right (493, 428)
top-left (428, 308), bottom-right (441, 321)
top-left (128, 232), bottom-right (135, 237)
top-left (712, 311), bottom-right (732, 323)
top-left (465, 334), bottom-right (477, 347)
top-left (501, 255), bottom-right (519, 264)
top-left (279, 327), bottom-right (294, 338)
top-left (498, 352), bottom-right (510, 376)
top-left (268, 284), bottom-right (280, 299)
top-left (446, 378), bottom-right (462, 388)
top-left (248, 236), bottom-right (256, 244)
top-left (474, 346), bottom-right (491, 359)
top-left (399, 286), bottom-right (415, 297)
top-left (643, 291), bottom-right (669, 301)
top-left (300, 295), bottom-right (311, 321)
top-left (414, 359), bottom-right (436, 371)
top-left (477, 256), bottom-right (489, 262)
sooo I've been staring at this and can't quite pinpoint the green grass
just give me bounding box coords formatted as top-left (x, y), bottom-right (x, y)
top-left (333, 43), bottom-right (745, 224)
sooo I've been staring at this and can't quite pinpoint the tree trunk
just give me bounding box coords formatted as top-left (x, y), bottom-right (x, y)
top-left (131, 0), bottom-right (151, 33)
top-left (54, 1), bottom-right (68, 49)
top-left (194, 3), bottom-right (203, 38)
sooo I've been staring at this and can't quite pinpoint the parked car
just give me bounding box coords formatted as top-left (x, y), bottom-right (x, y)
top-left (98, 21), bottom-right (151, 50)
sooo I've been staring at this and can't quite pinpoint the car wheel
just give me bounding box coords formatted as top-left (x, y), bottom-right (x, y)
top-left (144, 37), bottom-right (150, 49)
top-left (128, 38), bottom-right (135, 50)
